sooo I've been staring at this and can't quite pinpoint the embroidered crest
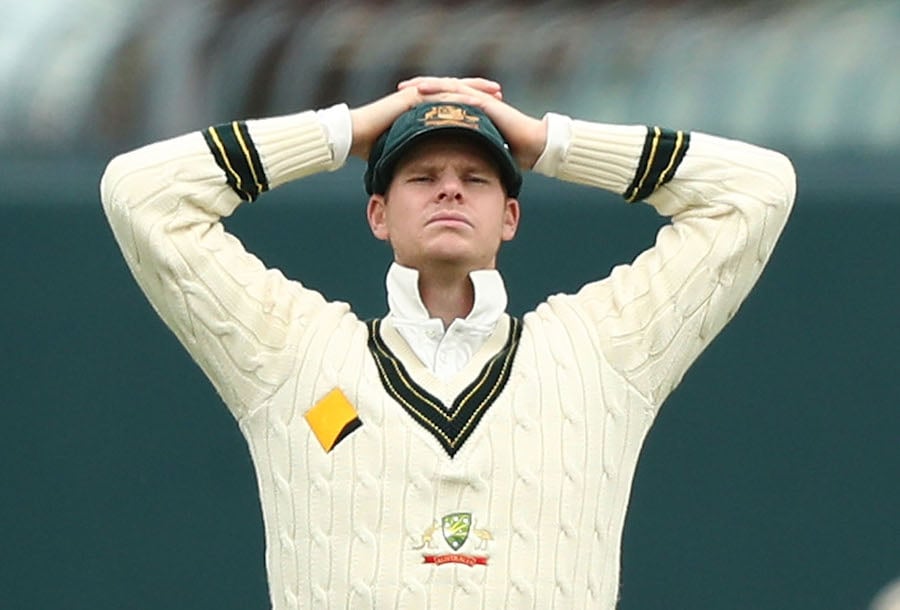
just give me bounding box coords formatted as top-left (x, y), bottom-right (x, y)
top-left (421, 105), bottom-right (481, 129)
top-left (442, 512), bottom-right (471, 550)
top-left (411, 512), bottom-right (493, 567)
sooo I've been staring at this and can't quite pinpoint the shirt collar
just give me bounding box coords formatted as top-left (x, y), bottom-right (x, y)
top-left (385, 262), bottom-right (507, 330)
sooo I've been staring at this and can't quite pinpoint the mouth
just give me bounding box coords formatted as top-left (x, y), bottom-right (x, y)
top-left (427, 214), bottom-right (472, 228)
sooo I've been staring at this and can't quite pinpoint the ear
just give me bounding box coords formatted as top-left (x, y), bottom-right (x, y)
top-left (366, 194), bottom-right (390, 241)
top-left (501, 197), bottom-right (520, 242)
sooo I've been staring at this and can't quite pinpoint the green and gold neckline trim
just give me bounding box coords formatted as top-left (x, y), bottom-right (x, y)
top-left (366, 317), bottom-right (522, 458)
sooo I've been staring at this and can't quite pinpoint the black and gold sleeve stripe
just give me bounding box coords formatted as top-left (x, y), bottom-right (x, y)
top-left (624, 126), bottom-right (691, 203)
top-left (202, 121), bottom-right (269, 201)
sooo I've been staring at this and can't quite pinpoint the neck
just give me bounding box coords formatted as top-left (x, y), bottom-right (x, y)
top-left (417, 267), bottom-right (476, 328)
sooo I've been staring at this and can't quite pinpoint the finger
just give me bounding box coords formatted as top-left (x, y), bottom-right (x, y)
top-left (398, 76), bottom-right (460, 90)
top-left (416, 91), bottom-right (484, 108)
top-left (459, 77), bottom-right (502, 93)
top-left (397, 76), bottom-right (435, 90)
top-left (412, 77), bottom-right (464, 94)
top-left (415, 80), bottom-right (497, 102)
top-left (398, 76), bottom-right (501, 95)
top-left (413, 79), bottom-right (453, 95)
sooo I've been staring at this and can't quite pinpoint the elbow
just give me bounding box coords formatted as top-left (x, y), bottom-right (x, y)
top-left (98, 148), bottom-right (160, 246)
top-left (768, 150), bottom-right (797, 214)
top-left (99, 152), bottom-right (135, 216)
top-left (774, 152), bottom-right (797, 209)
top-left (735, 145), bottom-right (797, 225)
top-left (100, 147), bottom-right (161, 231)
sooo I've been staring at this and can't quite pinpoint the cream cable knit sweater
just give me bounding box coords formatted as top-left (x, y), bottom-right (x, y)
top-left (100, 108), bottom-right (795, 609)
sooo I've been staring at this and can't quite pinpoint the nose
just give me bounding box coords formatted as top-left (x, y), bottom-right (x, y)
top-left (436, 174), bottom-right (463, 203)
top-left (438, 172), bottom-right (463, 202)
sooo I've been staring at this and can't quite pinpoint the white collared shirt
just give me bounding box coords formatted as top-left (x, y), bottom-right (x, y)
top-left (384, 263), bottom-right (507, 381)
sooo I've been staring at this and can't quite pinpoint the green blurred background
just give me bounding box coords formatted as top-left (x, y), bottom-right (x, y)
top-left (1, 1), bottom-right (898, 608)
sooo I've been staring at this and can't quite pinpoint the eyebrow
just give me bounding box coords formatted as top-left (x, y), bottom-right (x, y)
top-left (399, 159), bottom-right (496, 176)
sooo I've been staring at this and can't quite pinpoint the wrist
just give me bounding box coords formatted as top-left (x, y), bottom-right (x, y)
top-left (520, 117), bottom-right (549, 170)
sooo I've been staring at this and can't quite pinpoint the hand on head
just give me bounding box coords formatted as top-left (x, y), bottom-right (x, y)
top-left (350, 76), bottom-right (547, 170)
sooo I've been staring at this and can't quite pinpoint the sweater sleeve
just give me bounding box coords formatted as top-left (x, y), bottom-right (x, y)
top-left (99, 107), bottom-right (351, 419)
top-left (534, 114), bottom-right (796, 407)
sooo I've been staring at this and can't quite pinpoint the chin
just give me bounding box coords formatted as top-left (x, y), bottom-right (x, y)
top-left (404, 238), bottom-right (497, 270)
top-left (421, 240), bottom-right (474, 261)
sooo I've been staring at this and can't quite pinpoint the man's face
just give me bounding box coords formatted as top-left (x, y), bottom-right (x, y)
top-left (366, 134), bottom-right (520, 273)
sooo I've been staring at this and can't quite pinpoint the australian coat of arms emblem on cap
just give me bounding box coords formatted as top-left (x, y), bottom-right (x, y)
top-left (421, 105), bottom-right (481, 129)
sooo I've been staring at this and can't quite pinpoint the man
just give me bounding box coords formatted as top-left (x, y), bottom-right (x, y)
top-left (101, 76), bottom-right (795, 609)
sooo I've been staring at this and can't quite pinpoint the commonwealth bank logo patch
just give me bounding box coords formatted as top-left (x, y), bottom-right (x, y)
top-left (304, 388), bottom-right (362, 453)
top-left (411, 512), bottom-right (493, 567)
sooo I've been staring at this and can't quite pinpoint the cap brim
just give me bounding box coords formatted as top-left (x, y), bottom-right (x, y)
top-left (372, 126), bottom-right (521, 197)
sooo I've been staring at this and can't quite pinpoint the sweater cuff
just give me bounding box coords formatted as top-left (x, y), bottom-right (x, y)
top-left (315, 103), bottom-right (352, 169)
top-left (532, 112), bottom-right (571, 176)
top-left (536, 115), bottom-right (648, 196)
top-left (246, 108), bottom-right (342, 190)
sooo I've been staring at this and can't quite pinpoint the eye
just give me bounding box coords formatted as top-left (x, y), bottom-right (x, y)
top-left (465, 174), bottom-right (490, 184)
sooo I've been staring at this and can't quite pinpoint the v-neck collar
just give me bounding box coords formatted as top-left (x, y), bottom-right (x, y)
top-left (366, 316), bottom-right (523, 458)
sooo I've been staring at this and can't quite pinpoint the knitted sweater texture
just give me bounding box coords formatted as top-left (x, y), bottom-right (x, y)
top-left (100, 109), bottom-right (795, 609)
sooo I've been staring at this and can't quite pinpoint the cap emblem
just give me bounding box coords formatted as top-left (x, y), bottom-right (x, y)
top-left (421, 105), bottom-right (481, 129)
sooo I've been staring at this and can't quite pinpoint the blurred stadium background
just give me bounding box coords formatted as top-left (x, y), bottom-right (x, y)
top-left (1, 0), bottom-right (898, 608)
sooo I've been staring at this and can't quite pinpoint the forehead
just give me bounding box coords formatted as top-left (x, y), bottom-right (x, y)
top-left (393, 132), bottom-right (500, 173)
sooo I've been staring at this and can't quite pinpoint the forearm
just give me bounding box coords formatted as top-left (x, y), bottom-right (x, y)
top-left (536, 114), bottom-right (796, 404)
top-left (100, 105), bottom-right (349, 212)
top-left (534, 113), bottom-right (794, 213)
top-left (99, 105), bottom-right (352, 416)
